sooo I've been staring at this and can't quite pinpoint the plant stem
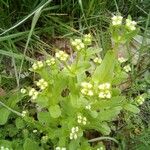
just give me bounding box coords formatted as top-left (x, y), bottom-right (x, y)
top-left (88, 136), bottom-right (119, 144)
top-left (0, 100), bottom-right (22, 116)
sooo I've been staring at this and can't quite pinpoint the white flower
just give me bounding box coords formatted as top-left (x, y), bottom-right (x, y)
top-left (136, 96), bottom-right (145, 105)
top-left (21, 88), bottom-right (27, 94)
top-left (97, 147), bottom-right (104, 150)
top-left (33, 129), bottom-right (37, 133)
top-left (70, 126), bottom-right (79, 140)
top-left (85, 105), bottom-right (91, 110)
top-left (123, 64), bottom-right (131, 72)
top-left (93, 57), bottom-right (102, 64)
top-left (87, 90), bottom-right (94, 96)
top-left (98, 83), bottom-right (111, 99)
top-left (29, 88), bottom-right (39, 100)
top-left (81, 82), bottom-right (94, 97)
top-left (21, 111), bottom-right (27, 117)
top-left (98, 92), bottom-right (105, 98)
top-left (46, 58), bottom-right (56, 66)
top-left (41, 135), bottom-right (48, 143)
top-left (81, 82), bottom-right (93, 89)
top-left (118, 57), bottom-right (127, 63)
top-left (83, 34), bottom-right (92, 45)
top-left (77, 115), bottom-right (87, 125)
top-left (36, 78), bottom-right (48, 90)
top-left (98, 91), bottom-right (111, 99)
top-left (112, 15), bottom-right (123, 26)
top-left (71, 38), bottom-right (85, 51)
top-left (126, 19), bottom-right (137, 31)
top-left (82, 117), bottom-right (87, 125)
top-left (32, 61), bottom-right (44, 70)
top-left (56, 147), bottom-right (66, 150)
top-left (105, 90), bottom-right (111, 99)
top-left (55, 51), bottom-right (69, 61)
top-left (98, 83), bottom-right (111, 90)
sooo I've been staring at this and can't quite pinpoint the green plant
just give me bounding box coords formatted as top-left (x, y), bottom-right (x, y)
top-left (1, 15), bottom-right (141, 150)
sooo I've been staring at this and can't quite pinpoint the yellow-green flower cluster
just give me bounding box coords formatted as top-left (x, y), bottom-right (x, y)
top-left (55, 51), bottom-right (69, 61)
top-left (93, 57), bottom-right (102, 64)
top-left (98, 83), bottom-right (111, 99)
top-left (70, 126), bottom-right (79, 140)
top-left (21, 110), bottom-right (27, 117)
top-left (81, 82), bottom-right (93, 96)
top-left (85, 104), bottom-right (91, 110)
top-left (111, 15), bottom-right (137, 31)
top-left (136, 95), bottom-right (145, 105)
top-left (56, 147), bottom-right (66, 150)
top-left (83, 34), bottom-right (92, 45)
top-left (31, 61), bottom-right (44, 71)
top-left (118, 57), bottom-right (127, 63)
top-left (111, 15), bottom-right (123, 26)
top-left (29, 88), bottom-right (39, 100)
top-left (36, 78), bottom-right (48, 90)
top-left (20, 88), bottom-right (27, 94)
top-left (123, 64), bottom-right (131, 72)
top-left (97, 147), bottom-right (104, 150)
top-left (46, 58), bottom-right (56, 66)
top-left (77, 115), bottom-right (87, 125)
top-left (71, 39), bottom-right (85, 51)
top-left (0, 146), bottom-right (10, 150)
top-left (41, 135), bottom-right (49, 143)
top-left (126, 19), bottom-right (137, 31)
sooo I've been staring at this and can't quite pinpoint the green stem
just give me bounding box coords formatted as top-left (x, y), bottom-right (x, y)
top-left (0, 100), bottom-right (22, 116)
top-left (88, 136), bottom-right (119, 144)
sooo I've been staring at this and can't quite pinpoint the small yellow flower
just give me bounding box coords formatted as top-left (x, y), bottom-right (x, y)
top-left (55, 51), bottom-right (69, 61)
top-left (81, 82), bottom-right (94, 96)
top-left (32, 61), bottom-right (44, 70)
top-left (85, 104), bottom-right (91, 110)
top-left (36, 79), bottom-right (48, 90)
top-left (123, 64), bottom-right (131, 72)
top-left (71, 38), bottom-right (85, 51)
top-left (112, 15), bottom-right (123, 26)
top-left (93, 57), bottom-right (102, 64)
top-left (21, 111), bottom-right (27, 117)
top-left (46, 58), bottom-right (56, 66)
top-left (118, 57), bottom-right (127, 63)
top-left (21, 88), bottom-right (27, 94)
top-left (136, 95), bottom-right (145, 105)
top-left (29, 88), bottom-right (39, 100)
top-left (83, 34), bottom-right (92, 45)
top-left (126, 19), bottom-right (137, 31)
top-left (98, 83), bottom-right (111, 90)
top-left (81, 82), bottom-right (93, 89)
top-left (98, 83), bottom-right (111, 99)
top-left (70, 126), bottom-right (79, 140)
top-left (77, 115), bottom-right (87, 125)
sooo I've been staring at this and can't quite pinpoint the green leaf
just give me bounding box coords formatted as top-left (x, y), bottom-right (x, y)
top-left (0, 108), bottom-right (10, 125)
top-left (70, 94), bottom-right (81, 108)
top-left (69, 140), bottom-right (79, 150)
top-left (99, 122), bottom-right (111, 135)
top-left (0, 92), bottom-right (22, 125)
top-left (49, 105), bottom-right (61, 118)
top-left (36, 94), bottom-right (49, 108)
top-left (123, 103), bottom-right (140, 113)
top-left (98, 106), bottom-right (122, 121)
top-left (23, 138), bottom-right (40, 150)
top-left (93, 96), bottom-right (125, 109)
top-left (92, 50), bottom-right (115, 83)
top-left (37, 112), bottom-right (51, 125)
top-left (15, 118), bottom-right (25, 129)
top-left (0, 140), bottom-right (12, 149)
